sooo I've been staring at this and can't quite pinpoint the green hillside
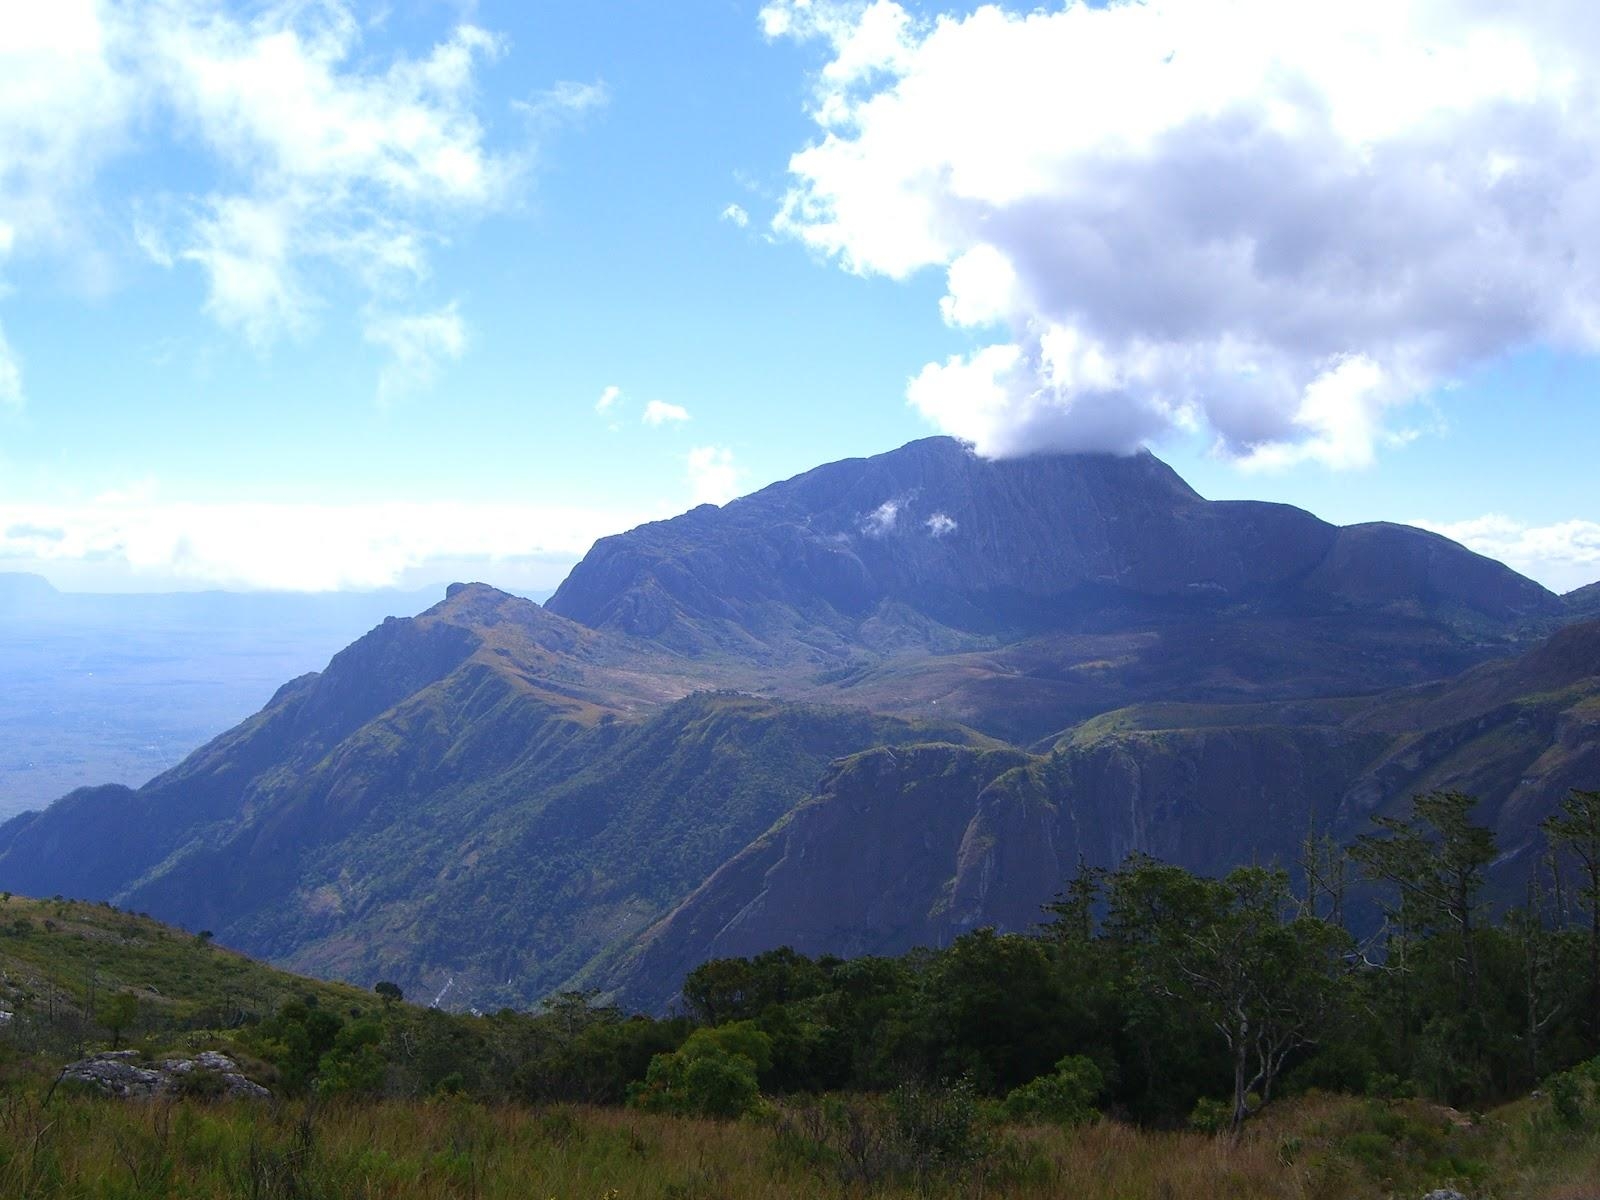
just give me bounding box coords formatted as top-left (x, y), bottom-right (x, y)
top-left (0, 895), bottom-right (367, 1047)
top-left (4, 879), bottom-right (1600, 1200)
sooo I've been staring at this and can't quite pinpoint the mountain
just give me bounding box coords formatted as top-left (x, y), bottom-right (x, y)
top-left (1567, 580), bottom-right (1600, 620)
top-left (0, 582), bottom-right (984, 1009)
top-left (613, 619), bottom-right (1600, 1010)
top-left (548, 437), bottom-right (1558, 658)
top-left (0, 438), bottom-right (1582, 1011)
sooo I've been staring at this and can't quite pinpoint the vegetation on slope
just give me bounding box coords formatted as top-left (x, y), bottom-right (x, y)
top-left (5, 791), bottom-right (1600, 1198)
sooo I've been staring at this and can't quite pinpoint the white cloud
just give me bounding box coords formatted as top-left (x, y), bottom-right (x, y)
top-left (0, 3), bottom-right (545, 392)
top-left (720, 203), bottom-right (750, 228)
top-left (0, 495), bottom-right (660, 592)
top-left (515, 79), bottom-right (609, 125)
top-left (140, 5), bottom-right (512, 349)
top-left (766, 0), bottom-right (1600, 467)
top-left (0, 322), bottom-right (23, 409)
top-left (643, 399), bottom-right (691, 426)
top-left (925, 512), bottom-right (956, 537)
top-left (1414, 515), bottom-right (1600, 594)
top-left (0, 1), bottom-right (136, 252)
top-left (363, 304), bottom-right (467, 404)
top-left (687, 446), bottom-right (743, 506)
top-left (860, 499), bottom-right (899, 536)
top-left (596, 385), bottom-right (622, 413)
top-left (181, 194), bottom-right (310, 346)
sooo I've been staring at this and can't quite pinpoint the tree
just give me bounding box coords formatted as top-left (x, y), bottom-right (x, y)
top-left (101, 990), bottom-right (138, 1049)
top-left (374, 980), bottom-right (404, 1005)
top-left (628, 1023), bottom-right (771, 1118)
top-left (1353, 791), bottom-right (1496, 1011)
top-left (1003, 1054), bottom-right (1103, 1126)
top-left (1159, 867), bottom-right (1350, 1133)
top-left (1546, 790), bottom-right (1600, 1049)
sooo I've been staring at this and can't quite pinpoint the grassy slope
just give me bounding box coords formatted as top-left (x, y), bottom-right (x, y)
top-left (0, 896), bottom-right (366, 1030)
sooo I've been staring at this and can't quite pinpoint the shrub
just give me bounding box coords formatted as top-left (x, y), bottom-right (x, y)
top-left (1002, 1054), bottom-right (1103, 1126)
top-left (628, 1023), bottom-right (771, 1118)
top-left (1188, 1096), bottom-right (1232, 1134)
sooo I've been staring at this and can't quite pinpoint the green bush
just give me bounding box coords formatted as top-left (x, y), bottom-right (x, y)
top-left (1002, 1054), bottom-right (1103, 1126)
top-left (316, 1019), bottom-right (386, 1096)
top-left (628, 1022), bottom-right (772, 1118)
top-left (1543, 1057), bottom-right (1600, 1131)
top-left (1188, 1096), bottom-right (1232, 1134)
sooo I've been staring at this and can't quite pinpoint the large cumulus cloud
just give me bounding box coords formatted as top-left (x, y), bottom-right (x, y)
top-left (764, 0), bottom-right (1600, 465)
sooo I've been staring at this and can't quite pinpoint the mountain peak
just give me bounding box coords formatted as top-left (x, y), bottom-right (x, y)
top-left (546, 437), bottom-right (1555, 658)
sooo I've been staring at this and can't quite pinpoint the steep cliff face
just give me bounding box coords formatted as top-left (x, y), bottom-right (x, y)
top-left (610, 744), bottom-right (1031, 1012)
top-left (548, 437), bottom-right (1557, 657)
top-left (612, 622), bottom-right (1600, 1010)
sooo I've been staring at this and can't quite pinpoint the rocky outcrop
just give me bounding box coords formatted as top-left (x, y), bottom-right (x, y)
top-left (60, 1050), bottom-right (270, 1100)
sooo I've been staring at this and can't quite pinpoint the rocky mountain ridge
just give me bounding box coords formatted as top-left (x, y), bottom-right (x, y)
top-left (0, 437), bottom-right (1589, 1010)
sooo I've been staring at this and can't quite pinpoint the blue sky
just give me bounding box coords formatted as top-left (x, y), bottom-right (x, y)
top-left (1, 0), bottom-right (1596, 594)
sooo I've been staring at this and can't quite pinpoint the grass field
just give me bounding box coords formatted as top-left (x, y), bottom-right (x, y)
top-left (0, 1084), bottom-right (1596, 1199)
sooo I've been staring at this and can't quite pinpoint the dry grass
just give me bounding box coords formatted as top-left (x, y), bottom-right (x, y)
top-left (0, 1088), bottom-right (1595, 1200)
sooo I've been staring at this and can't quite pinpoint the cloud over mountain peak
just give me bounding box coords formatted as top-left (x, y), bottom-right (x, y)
top-left (769, 0), bottom-right (1600, 467)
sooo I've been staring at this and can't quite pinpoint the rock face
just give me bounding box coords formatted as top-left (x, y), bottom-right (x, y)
top-left (609, 621), bottom-right (1600, 1010)
top-left (60, 1050), bottom-right (270, 1101)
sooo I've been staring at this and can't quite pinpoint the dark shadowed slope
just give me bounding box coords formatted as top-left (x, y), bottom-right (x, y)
top-left (547, 437), bottom-right (1558, 659)
top-left (611, 620), bottom-right (1600, 1011)
top-left (1567, 580), bottom-right (1600, 620)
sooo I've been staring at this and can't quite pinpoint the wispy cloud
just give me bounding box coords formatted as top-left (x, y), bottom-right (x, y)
top-left (643, 399), bottom-right (691, 426)
top-left (687, 446), bottom-right (743, 506)
top-left (0, 3), bottom-right (563, 399)
top-left (720, 203), bottom-right (750, 228)
top-left (1415, 514), bottom-right (1600, 594)
top-left (515, 79), bottom-right (610, 125)
top-left (364, 304), bottom-right (468, 406)
top-left (595, 385), bottom-right (622, 414)
top-left (859, 499), bottom-right (899, 537)
top-left (0, 322), bottom-right (23, 410)
top-left (0, 493), bottom-right (663, 592)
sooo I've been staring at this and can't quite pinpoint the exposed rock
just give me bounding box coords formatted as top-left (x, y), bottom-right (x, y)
top-left (60, 1050), bottom-right (269, 1101)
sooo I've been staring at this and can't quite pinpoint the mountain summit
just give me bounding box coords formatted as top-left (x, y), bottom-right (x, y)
top-left (548, 437), bottom-right (1556, 658)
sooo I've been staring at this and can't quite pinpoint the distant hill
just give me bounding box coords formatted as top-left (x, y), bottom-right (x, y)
top-left (0, 438), bottom-right (1587, 1010)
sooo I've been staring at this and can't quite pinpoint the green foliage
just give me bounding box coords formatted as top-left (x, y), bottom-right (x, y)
top-left (100, 990), bottom-right (139, 1049)
top-left (627, 1023), bottom-right (772, 1118)
top-left (1188, 1096), bottom-right (1233, 1134)
top-left (1002, 1055), bottom-right (1103, 1126)
top-left (1543, 1055), bottom-right (1600, 1130)
top-left (317, 1019), bottom-right (386, 1097)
